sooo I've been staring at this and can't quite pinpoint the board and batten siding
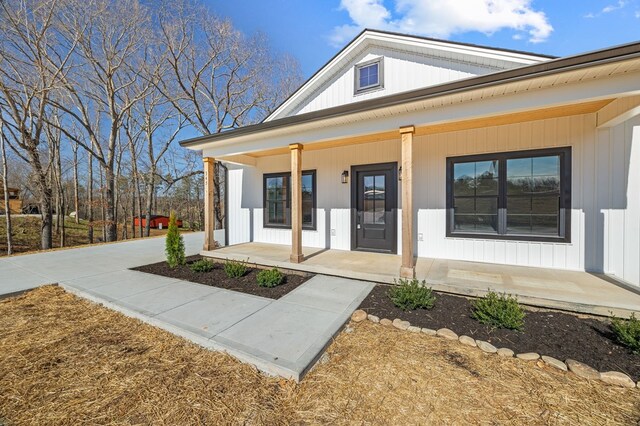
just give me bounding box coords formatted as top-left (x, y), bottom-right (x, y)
top-left (292, 46), bottom-right (499, 117)
top-left (227, 139), bottom-right (403, 254)
top-left (225, 112), bottom-right (640, 287)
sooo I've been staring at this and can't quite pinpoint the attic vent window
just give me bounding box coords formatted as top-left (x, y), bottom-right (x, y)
top-left (355, 58), bottom-right (383, 94)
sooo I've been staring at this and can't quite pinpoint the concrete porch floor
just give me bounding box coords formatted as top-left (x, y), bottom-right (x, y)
top-left (204, 242), bottom-right (640, 318)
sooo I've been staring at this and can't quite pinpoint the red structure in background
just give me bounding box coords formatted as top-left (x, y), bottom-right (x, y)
top-left (133, 215), bottom-right (183, 229)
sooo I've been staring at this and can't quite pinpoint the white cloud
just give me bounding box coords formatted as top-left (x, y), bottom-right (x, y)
top-left (330, 0), bottom-right (554, 47)
top-left (585, 0), bottom-right (628, 18)
top-left (635, 10), bottom-right (640, 17)
top-left (602, 0), bottom-right (627, 13)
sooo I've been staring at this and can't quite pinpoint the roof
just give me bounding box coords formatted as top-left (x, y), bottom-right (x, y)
top-left (264, 29), bottom-right (554, 122)
top-left (134, 215), bottom-right (169, 220)
top-left (355, 29), bottom-right (557, 60)
top-left (181, 38), bottom-right (640, 149)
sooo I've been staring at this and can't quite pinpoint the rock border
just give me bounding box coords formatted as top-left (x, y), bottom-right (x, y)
top-left (350, 309), bottom-right (638, 390)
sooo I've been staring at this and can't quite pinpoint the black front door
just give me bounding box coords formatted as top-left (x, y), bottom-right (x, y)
top-left (351, 162), bottom-right (397, 253)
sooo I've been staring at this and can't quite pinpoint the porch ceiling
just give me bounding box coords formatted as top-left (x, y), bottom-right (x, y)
top-left (222, 98), bottom-right (614, 160)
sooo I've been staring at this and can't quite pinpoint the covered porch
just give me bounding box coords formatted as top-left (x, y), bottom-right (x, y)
top-left (187, 50), bottom-right (640, 319)
top-left (203, 242), bottom-right (640, 318)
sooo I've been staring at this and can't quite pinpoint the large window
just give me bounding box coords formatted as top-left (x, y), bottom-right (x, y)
top-left (446, 147), bottom-right (571, 242)
top-left (263, 170), bottom-right (316, 230)
top-left (354, 58), bottom-right (383, 94)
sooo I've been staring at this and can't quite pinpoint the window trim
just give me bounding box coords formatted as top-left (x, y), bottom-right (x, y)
top-left (263, 170), bottom-right (317, 231)
top-left (354, 57), bottom-right (384, 94)
top-left (446, 147), bottom-right (571, 243)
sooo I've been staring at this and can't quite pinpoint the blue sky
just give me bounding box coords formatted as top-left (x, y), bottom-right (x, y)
top-left (207, 0), bottom-right (640, 77)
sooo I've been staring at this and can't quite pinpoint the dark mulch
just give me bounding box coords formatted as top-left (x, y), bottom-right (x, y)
top-left (360, 284), bottom-right (640, 381)
top-left (132, 256), bottom-right (312, 300)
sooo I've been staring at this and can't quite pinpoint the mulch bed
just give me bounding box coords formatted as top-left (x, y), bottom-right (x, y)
top-left (359, 284), bottom-right (640, 381)
top-left (132, 256), bottom-right (312, 299)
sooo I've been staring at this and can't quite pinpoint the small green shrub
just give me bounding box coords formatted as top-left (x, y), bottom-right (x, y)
top-left (611, 313), bottom-right (640, 354)
top-left (224, 258), bottom-right (248, 278)
top-left (256, 268), bottom-right (285, 288)
top-left (190, 258), bottom-right (215, 273)
top-left (165, 211), bottom-right (185, 268)
top-left (388, 278), bottom-right (436, 311)
top-left (472, 291), bottom-right (525, 331)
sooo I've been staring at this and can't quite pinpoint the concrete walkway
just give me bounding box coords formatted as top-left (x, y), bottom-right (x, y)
top-left (0, 234), bottom-right (374, 381)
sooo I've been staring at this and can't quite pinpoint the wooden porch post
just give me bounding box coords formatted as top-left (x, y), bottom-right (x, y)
top-left (203, 157), bottom-right (216, 251)
top-left (400, 126), bottom-right (415, 278)
top-left (289, 143), bottom-right (304, 263)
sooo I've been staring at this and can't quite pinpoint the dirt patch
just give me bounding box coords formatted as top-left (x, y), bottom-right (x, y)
top-left (133, 255), bottom-right (312, 299)
top-left (360, 284), bottom-right (640, 381)
top-left (1, 287), bottom-right (639, 425)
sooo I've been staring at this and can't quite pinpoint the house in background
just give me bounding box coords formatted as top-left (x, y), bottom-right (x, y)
top-left (0, 185), bottom-right (23, 214)
top-left (133, 215), bottom-right (183, 230)
top-left (180, 29), bottom-right (640, 310)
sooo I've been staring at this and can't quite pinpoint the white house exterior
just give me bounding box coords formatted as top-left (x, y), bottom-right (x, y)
top-left (182, 30), bottom-right (640, 289)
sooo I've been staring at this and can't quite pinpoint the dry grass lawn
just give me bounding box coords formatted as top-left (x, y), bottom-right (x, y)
top-left (1, 286), bottom-right (639, 425)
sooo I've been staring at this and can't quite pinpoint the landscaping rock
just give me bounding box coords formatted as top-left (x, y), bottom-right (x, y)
top-left (600, 371), bottom-right (636, 388)
top-left (476, 340), bottom-right (497, 353)
top-left (344, 326), bottom-right (354, 333)
top-left (421, 328), bottom-right (437, 336)
top-left (351, 310), bottom-right (367, 323)
top-left (380, 318), bottom-right (393, 326)
top-left (541, 355), bottom-right (567, 371)
top-left (566, 359), bottom-right (600, 381)
top-left (497, 348), bottom-right (514, 357)
top-left (436, 328), bottom-right (458, 340)
top-left (393, 318), bottom-right (410, 330)
top-left (407, 325), bottom-right (421, 333)
top-left (367, 314), bottom-right (380, 323)
top-left (516, 352), bottom-right (540, 361)
top-left (458, 335), bottom-right (477, 347)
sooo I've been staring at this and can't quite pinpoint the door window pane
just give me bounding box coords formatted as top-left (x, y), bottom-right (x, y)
top-left (363, 175), bottom-right (385, 224)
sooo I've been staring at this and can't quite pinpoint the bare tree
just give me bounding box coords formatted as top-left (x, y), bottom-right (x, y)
top-left (156, 0), bottom-right (304, 231)
top-left (0, 115), bottom-right (13, 255)
top-left (122, 116), bottom-right (143, 237)
top-left (0, 0), bottom-right (79, 250)
top-left (0, 0), bottom-right (304, 253)
top-left (52, 0), bottom-right (153, 242)
top-left (71, 140), bottom-right (79, 223)
top-left (86, 153), bottom-right (94, 243)
top-left (45, 114), bottom-right (65, 246)
top-left (128, 85), bottom-right (186, 236)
